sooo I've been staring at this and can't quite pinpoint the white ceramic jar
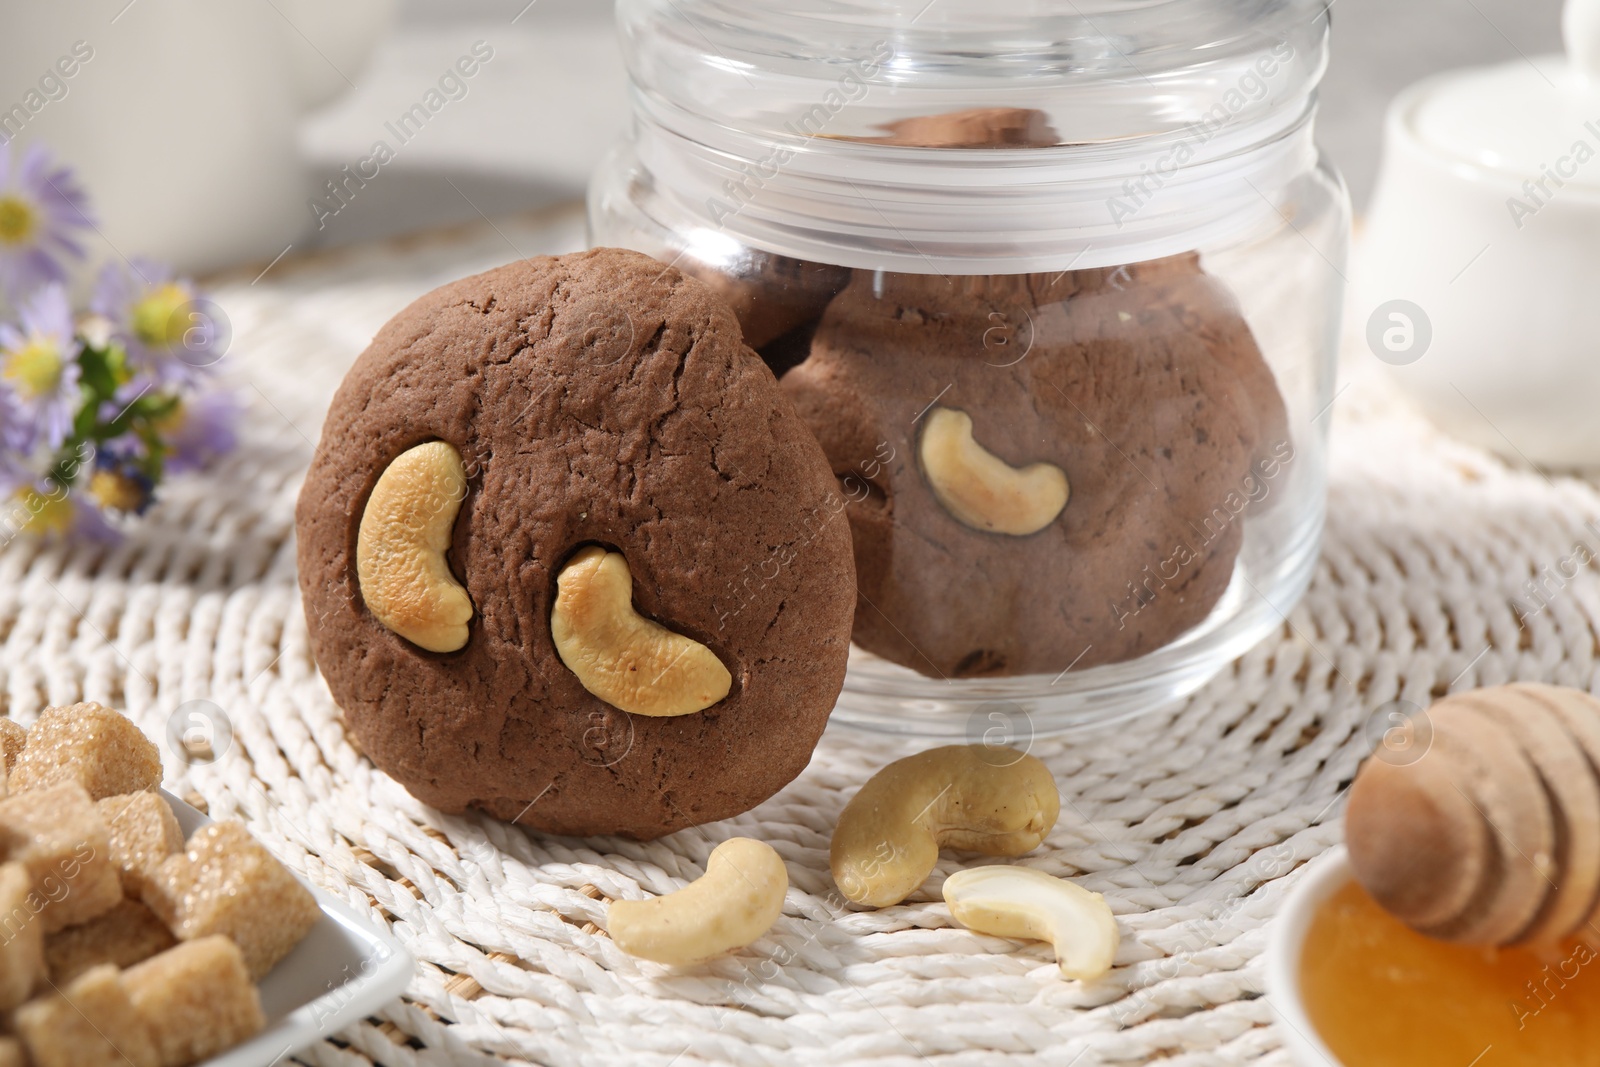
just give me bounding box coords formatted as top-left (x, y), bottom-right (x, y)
top-left (1356, 0), bottom-right (1600, 468)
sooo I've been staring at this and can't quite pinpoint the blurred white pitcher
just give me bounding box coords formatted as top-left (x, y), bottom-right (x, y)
top-left (1355, 0), bottom-right (1600, 467)
top-left (0, 0), bottom-right (394, 274)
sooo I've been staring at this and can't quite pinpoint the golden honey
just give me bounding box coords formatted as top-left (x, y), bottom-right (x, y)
top-left (1300, 881), bottom-right (1600, 1065)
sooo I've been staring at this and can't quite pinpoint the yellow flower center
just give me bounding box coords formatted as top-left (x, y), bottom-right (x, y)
top-left (151, 398), bottom-right (185, 434)
top-left (14, 486), bottom-right (72, 534)
top-left (0, 195), bottom-right (36, 247)
top-left (2, 336), bottom-right (64, 399)
top-left (131, 283), bottom-right (190, 347)
top-left (89, 470), bottom-right (145, 512)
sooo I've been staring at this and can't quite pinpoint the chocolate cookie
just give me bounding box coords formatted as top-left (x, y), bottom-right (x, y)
top-left (845, 106), bottom-right (1062, 148)
top-left (297, 248), bottom-right (856, 839)
top-left (781, 255), bottom-right (1285, 678)
top-left (1151, 253), bottom-right (1290, 472)
top-left (677, 250), bottom-right (850, 354)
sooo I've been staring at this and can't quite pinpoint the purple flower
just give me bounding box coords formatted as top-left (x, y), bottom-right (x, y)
top-left (96, 374), bottom-right (163, 436)
top-left (158, 389), bottom-right (240, 474)
top-left (88, 464), bottom-right (153, 515)
top-left (69, 496), bottom-right (120, 542)
top-left (96, 427), bottom-right (146, 464)
top-left (0, 475), bottom-right (117, 543)
top-left (0, 142), bottom-right (93, 302)
top-left (93, 258), bottom-right (227, 385)
top-left (0, 379), bottom-right (28, 452)
top-left (0, 284), bottom-right (83, 451)
top-left (0, 451), bottom-right (29, 500)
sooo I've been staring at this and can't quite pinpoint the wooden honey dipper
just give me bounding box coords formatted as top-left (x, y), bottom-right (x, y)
top-left (1347, 683), bottom-right (1600, 946)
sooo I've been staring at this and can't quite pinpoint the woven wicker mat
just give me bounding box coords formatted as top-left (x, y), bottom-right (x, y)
top-left (8, 203), bottom-right (1594, 1066)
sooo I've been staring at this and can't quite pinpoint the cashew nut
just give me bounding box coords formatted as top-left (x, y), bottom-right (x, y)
top-left (551, 546), bottom-right (732, 716)
top-left (607, 838), bottom-right (787, 964)
top-left (919, 407), bottom-right (1068, 536)
top-left (942, 865), bottom-right (1119, 981)
top-left (830, 745), bottom-right (1060, 907)
top-left (356, 441), bottom-right (473, 653)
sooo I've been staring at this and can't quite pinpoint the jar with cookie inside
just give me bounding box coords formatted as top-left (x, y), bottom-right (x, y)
top-left (589, 0), bottom-right (1349, 735)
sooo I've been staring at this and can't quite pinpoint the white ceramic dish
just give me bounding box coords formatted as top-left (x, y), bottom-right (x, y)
top-left (1264, 845), bottom-right (1349, 1067)
top-left (160, 791), bottom-right (413, 1067)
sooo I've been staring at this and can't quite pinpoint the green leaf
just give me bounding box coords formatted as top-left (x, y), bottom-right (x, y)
top-left (76, 341), bottom-right (122, 400)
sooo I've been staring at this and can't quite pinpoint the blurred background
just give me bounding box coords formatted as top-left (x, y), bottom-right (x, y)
top-left (299, 0), bottom-right (623, 249)
top-left (0, 0), bottom-right (1564, 269)
top-left (313, 0), bottom-right (1566, 246)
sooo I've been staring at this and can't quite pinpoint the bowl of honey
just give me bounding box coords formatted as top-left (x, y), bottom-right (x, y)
top-left (1269, 844), bottom-right (1600, 1066)
top-left (1269, 682), bottom-right (1600, 1066)
top-left (1265, 846), bottom-right (1346, 1066)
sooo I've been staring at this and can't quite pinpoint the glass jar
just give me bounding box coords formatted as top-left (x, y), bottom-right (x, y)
top-left (589, 0), bottom-right (1349, 736)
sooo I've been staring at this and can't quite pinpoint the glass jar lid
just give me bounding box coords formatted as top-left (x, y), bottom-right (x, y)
top-left (621, 0), bottom-right (1328, 146)
top-left (616, 0), bottom-right (1333, 272)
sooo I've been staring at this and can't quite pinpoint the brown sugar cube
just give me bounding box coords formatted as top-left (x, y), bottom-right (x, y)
top-left (97, 793), bottom-right (184, 898)
top-left (9, 703), bottom-right (162, 800)
top-left (125, 937), bottom-right (265, 1067)
top-left (0, 862), bottom-right (44, 1011)
top-left (0, 784), bottom-right (122, 932)
top-left (0, 1037), bottom-right (25, 1067)
top-left (45, 899), bottom-right (176, 985)
top-left (0, 717), bottom-right (24, 769)
top-left (143, 821), bottom-right (320, 979)
top-left (0, 719), bottom-right (24, 797)
top-left (14, 964), bottom-right (159, 1067)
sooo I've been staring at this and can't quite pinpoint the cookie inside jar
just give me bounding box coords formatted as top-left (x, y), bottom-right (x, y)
top-left (647, 107), bottom-right (1293, 680)
top-left (771, 253), bottom-right (1289, 679)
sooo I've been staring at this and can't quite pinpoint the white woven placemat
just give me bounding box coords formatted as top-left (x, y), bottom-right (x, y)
top-left (6, 203), bottom-right (1592, 1066)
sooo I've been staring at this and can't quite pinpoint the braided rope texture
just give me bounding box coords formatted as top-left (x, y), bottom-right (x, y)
top-left (3, 206), bottom-right (1589, 1066)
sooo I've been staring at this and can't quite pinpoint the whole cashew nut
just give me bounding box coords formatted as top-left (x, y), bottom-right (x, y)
top-left (551, 546), bottom-right (732, 717)
top-left (943, 865), bottom-right (1119, 981)
top-left (830, 745), bottom-right (1060, 907)
top-left (356, 441), bottom-right (473, 653)
top-left (919, 407), bottom-right (1069, 536)
top-left (607, 838), bottom-right (788, 964)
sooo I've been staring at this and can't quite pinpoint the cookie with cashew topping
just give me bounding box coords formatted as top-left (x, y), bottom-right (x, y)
top-left (296, 248), bottom-right (856, 839)
top-left (831, 744), bottom-right (1061, 907)
top-left (607, 838), bottom-right (788, 964)
top-left (942, 865), bottom-right (1119, 981)
top-left (783, 255), bottom-right (1286, 678)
